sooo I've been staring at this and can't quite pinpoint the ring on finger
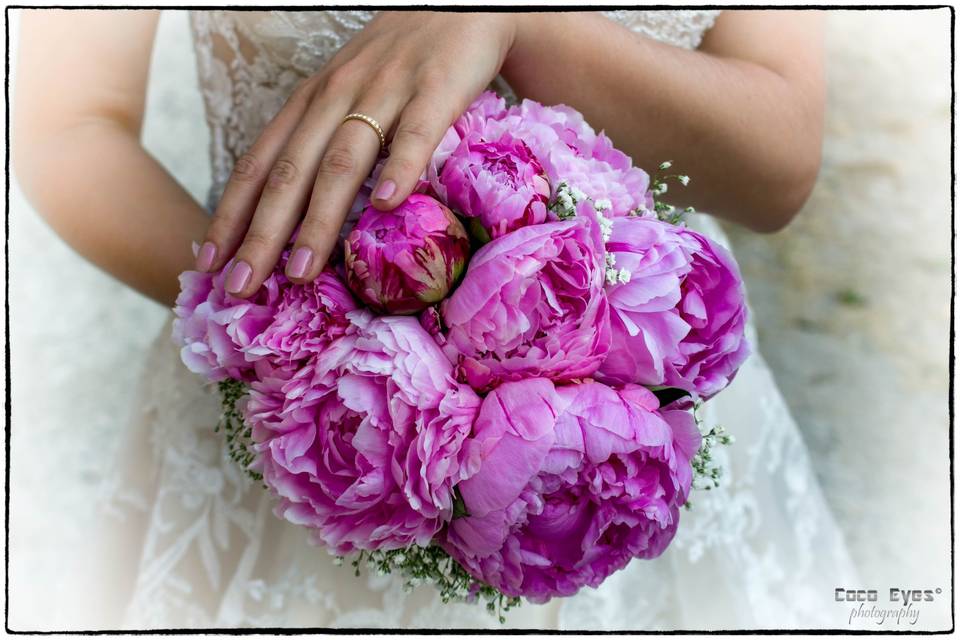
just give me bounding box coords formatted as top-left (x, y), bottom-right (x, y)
top-left (342, 112), bottom-right (385, 150)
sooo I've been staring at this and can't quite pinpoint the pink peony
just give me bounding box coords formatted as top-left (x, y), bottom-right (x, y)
top-left (439, 217), bottom-right (611, 392)
top-left (498, 100), bottom-right (652, 218)
top-left (596, 216), bottom-right (749, 399)
top-left (451, 91), bottom-right (510, 139)
top-left (547, 148), bottom-right (653, 219)
top-left (344, 194), bottom-right (471, 315)
top-left (442, 93), bottom-right (652, 218)
top-left (434, 132), bottom-right (550, 241)
top-left (245, 310), bottom-right (482, 554)
top-left (442, 379), bottom-right (700, 602)
top-left (665, 226), bottom-right (750, 399)
top-left (373, 94), bottom-right (508, 198)
top-left (172, 260), bottom-right (283, 382)
top-left (244, 267), bottom-right (358, 364)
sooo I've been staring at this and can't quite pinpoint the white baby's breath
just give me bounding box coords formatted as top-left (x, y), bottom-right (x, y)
top-left (595, 212), bottom-right (613, 242)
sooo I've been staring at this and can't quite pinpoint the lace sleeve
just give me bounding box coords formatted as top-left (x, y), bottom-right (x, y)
top-left (601, 10), bottom-right (721, 50)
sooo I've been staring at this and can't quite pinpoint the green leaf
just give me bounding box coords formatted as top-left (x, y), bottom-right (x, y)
top-left (650, 386), bottom-right (690, 406)
top-left (452, 487), bottom-right (470, 519)
top-left (466, 216), bottom-right (491, 246)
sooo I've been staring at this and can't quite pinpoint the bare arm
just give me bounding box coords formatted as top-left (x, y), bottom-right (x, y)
top-left (502, 10), bottom-right (826, 232)
top-left (14, 10), bottom-right (210, 306)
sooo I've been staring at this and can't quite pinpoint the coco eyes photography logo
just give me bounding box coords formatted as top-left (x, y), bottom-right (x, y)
top-left (835, 587), bottom-right (944, 626)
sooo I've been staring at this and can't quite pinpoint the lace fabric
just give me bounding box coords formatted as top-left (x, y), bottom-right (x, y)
top-left (88, 10), bottom-right (862, 629)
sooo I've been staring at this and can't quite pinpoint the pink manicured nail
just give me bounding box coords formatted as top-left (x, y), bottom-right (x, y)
top-left (226, 260), bottom-right (252, 294)
top-left (287, 247), bottom-right (313, 279)
top-left (373, 179), bottom-right (396, 201)
top-left (196, 241), bottom-right (217, 271)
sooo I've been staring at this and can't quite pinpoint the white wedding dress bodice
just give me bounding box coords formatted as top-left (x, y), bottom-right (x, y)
top-left (88, 10), bottom-right (860, 630)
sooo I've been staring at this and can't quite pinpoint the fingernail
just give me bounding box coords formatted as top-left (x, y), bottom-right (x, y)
top-left (287, 247), bottom-right (313, 279)
top-left (196, 241), bottom-right (217, 271)
top-left (226, 260), bottom-right (252, 294)
top-left (373, 179), bottom-right (396, 201)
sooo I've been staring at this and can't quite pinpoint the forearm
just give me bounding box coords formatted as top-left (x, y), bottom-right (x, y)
top-left (16, 120), bottom-right (209, 306)
top-left (501, 11), bottom-right (825, 231)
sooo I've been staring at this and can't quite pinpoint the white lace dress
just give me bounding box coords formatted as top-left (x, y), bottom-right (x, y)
top-left (85, 10), bottom-right (860, 630)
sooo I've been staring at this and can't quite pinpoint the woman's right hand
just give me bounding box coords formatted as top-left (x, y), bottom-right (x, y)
top-left (194, 11), bottom-right (518, 298)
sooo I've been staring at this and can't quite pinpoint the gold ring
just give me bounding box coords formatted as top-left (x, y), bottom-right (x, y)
top-left (342, 113), bottom-right (385, 150)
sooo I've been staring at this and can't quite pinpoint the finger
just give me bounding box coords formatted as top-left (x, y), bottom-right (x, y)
top-left (225, 92), bottom-right (354, 297)
top-left (370, 94), bottom-right (454, 211)
top-left (287, 98), bottom-right (400, 283)
top-left (196, 79), bottom-right (316, 273)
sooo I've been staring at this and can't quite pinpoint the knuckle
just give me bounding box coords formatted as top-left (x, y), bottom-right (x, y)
top-left (318, 146), bottom-right (357, 178)
top-left (266, 157), bottom-right (299, 189)
top-left (207, 206), bottom-right (250, 241)
top-left (300, 210), bottom-right (340, 239)
top-left (325, 63), bottom-right (358, 94)
top-left (395, 119), bottom-right (433, 145)
top-left (371, 59), bottom-right (406, 86)
top-left (206, 216), bottom-right (238, 242)
top-left (241, 230), bottom-right (281, 254)
top-left (231, 153), bottom-right (262, 183)
top-left (386, 155), bottom-right (420, 178)
top-left (417, 67), bottom-right (449, 92)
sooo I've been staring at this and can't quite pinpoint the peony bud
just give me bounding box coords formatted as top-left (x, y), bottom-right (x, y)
top-left (344, 194), bottom-right (470, 315)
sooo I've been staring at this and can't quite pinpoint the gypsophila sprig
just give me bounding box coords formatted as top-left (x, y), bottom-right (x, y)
top-left (651, 160), bottom-right (696, 225)
top-left (215, 379), bottom-right (262, 484)
top-left (548, 180), bottom-right (627, 287)
top-left (686, 400), bottom-right (735, 507)
top-left (340, 546), bottom-right (522, 623)
top-left (548, 180), bottom-right (586, 220)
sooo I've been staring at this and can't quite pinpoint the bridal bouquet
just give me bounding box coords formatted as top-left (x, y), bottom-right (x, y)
top-left (173, 92), bottom-right (749, 619)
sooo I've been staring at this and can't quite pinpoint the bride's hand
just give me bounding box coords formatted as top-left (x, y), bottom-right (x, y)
top-left (196, 11), bottom-right (517, 296)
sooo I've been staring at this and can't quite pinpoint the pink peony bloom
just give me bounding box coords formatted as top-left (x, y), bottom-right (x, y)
top-left (434, 132), bottom-right (550, 241)
top-left (244, 267), bottom-right (358, 364)
top-left (245, 310), bottom-right (482, 554)
top-left (439, 217), bottom-right (611, 392)
top-left (345, 194), bottom-right (471, 315)
top-left (497, 100), bottom-right (652, 218)
top-left (441, 93), bottom-right (652, 218)
top-left (452, 91), bottom-right (510, 139)
top-left (172, 260), bottom-right (283, 382)
top-left (442, 379), bottom-right (700, 602)
top-left (173, 247), bottom-right (360, 381)
top-left (370, 93), bottom-right (508, 198)
top-left (597, 216), bottom-right (749, 399)
top-left (547, 149), bottom-right (653, 219)
top-left (665, 226), bottom-right (751, 399)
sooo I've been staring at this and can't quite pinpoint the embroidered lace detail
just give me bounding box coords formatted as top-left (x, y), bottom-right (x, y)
top-left (93, 10), bottom-right (860, 629)
top-left (601, 9), bottom-right (721, 50)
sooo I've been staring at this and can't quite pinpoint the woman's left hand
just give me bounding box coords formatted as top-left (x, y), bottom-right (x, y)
top-left (196, 11), bottom-right (517, 296)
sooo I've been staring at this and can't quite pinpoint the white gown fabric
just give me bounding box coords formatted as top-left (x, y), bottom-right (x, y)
top-left (87, 10), bottom-right (861, 630)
